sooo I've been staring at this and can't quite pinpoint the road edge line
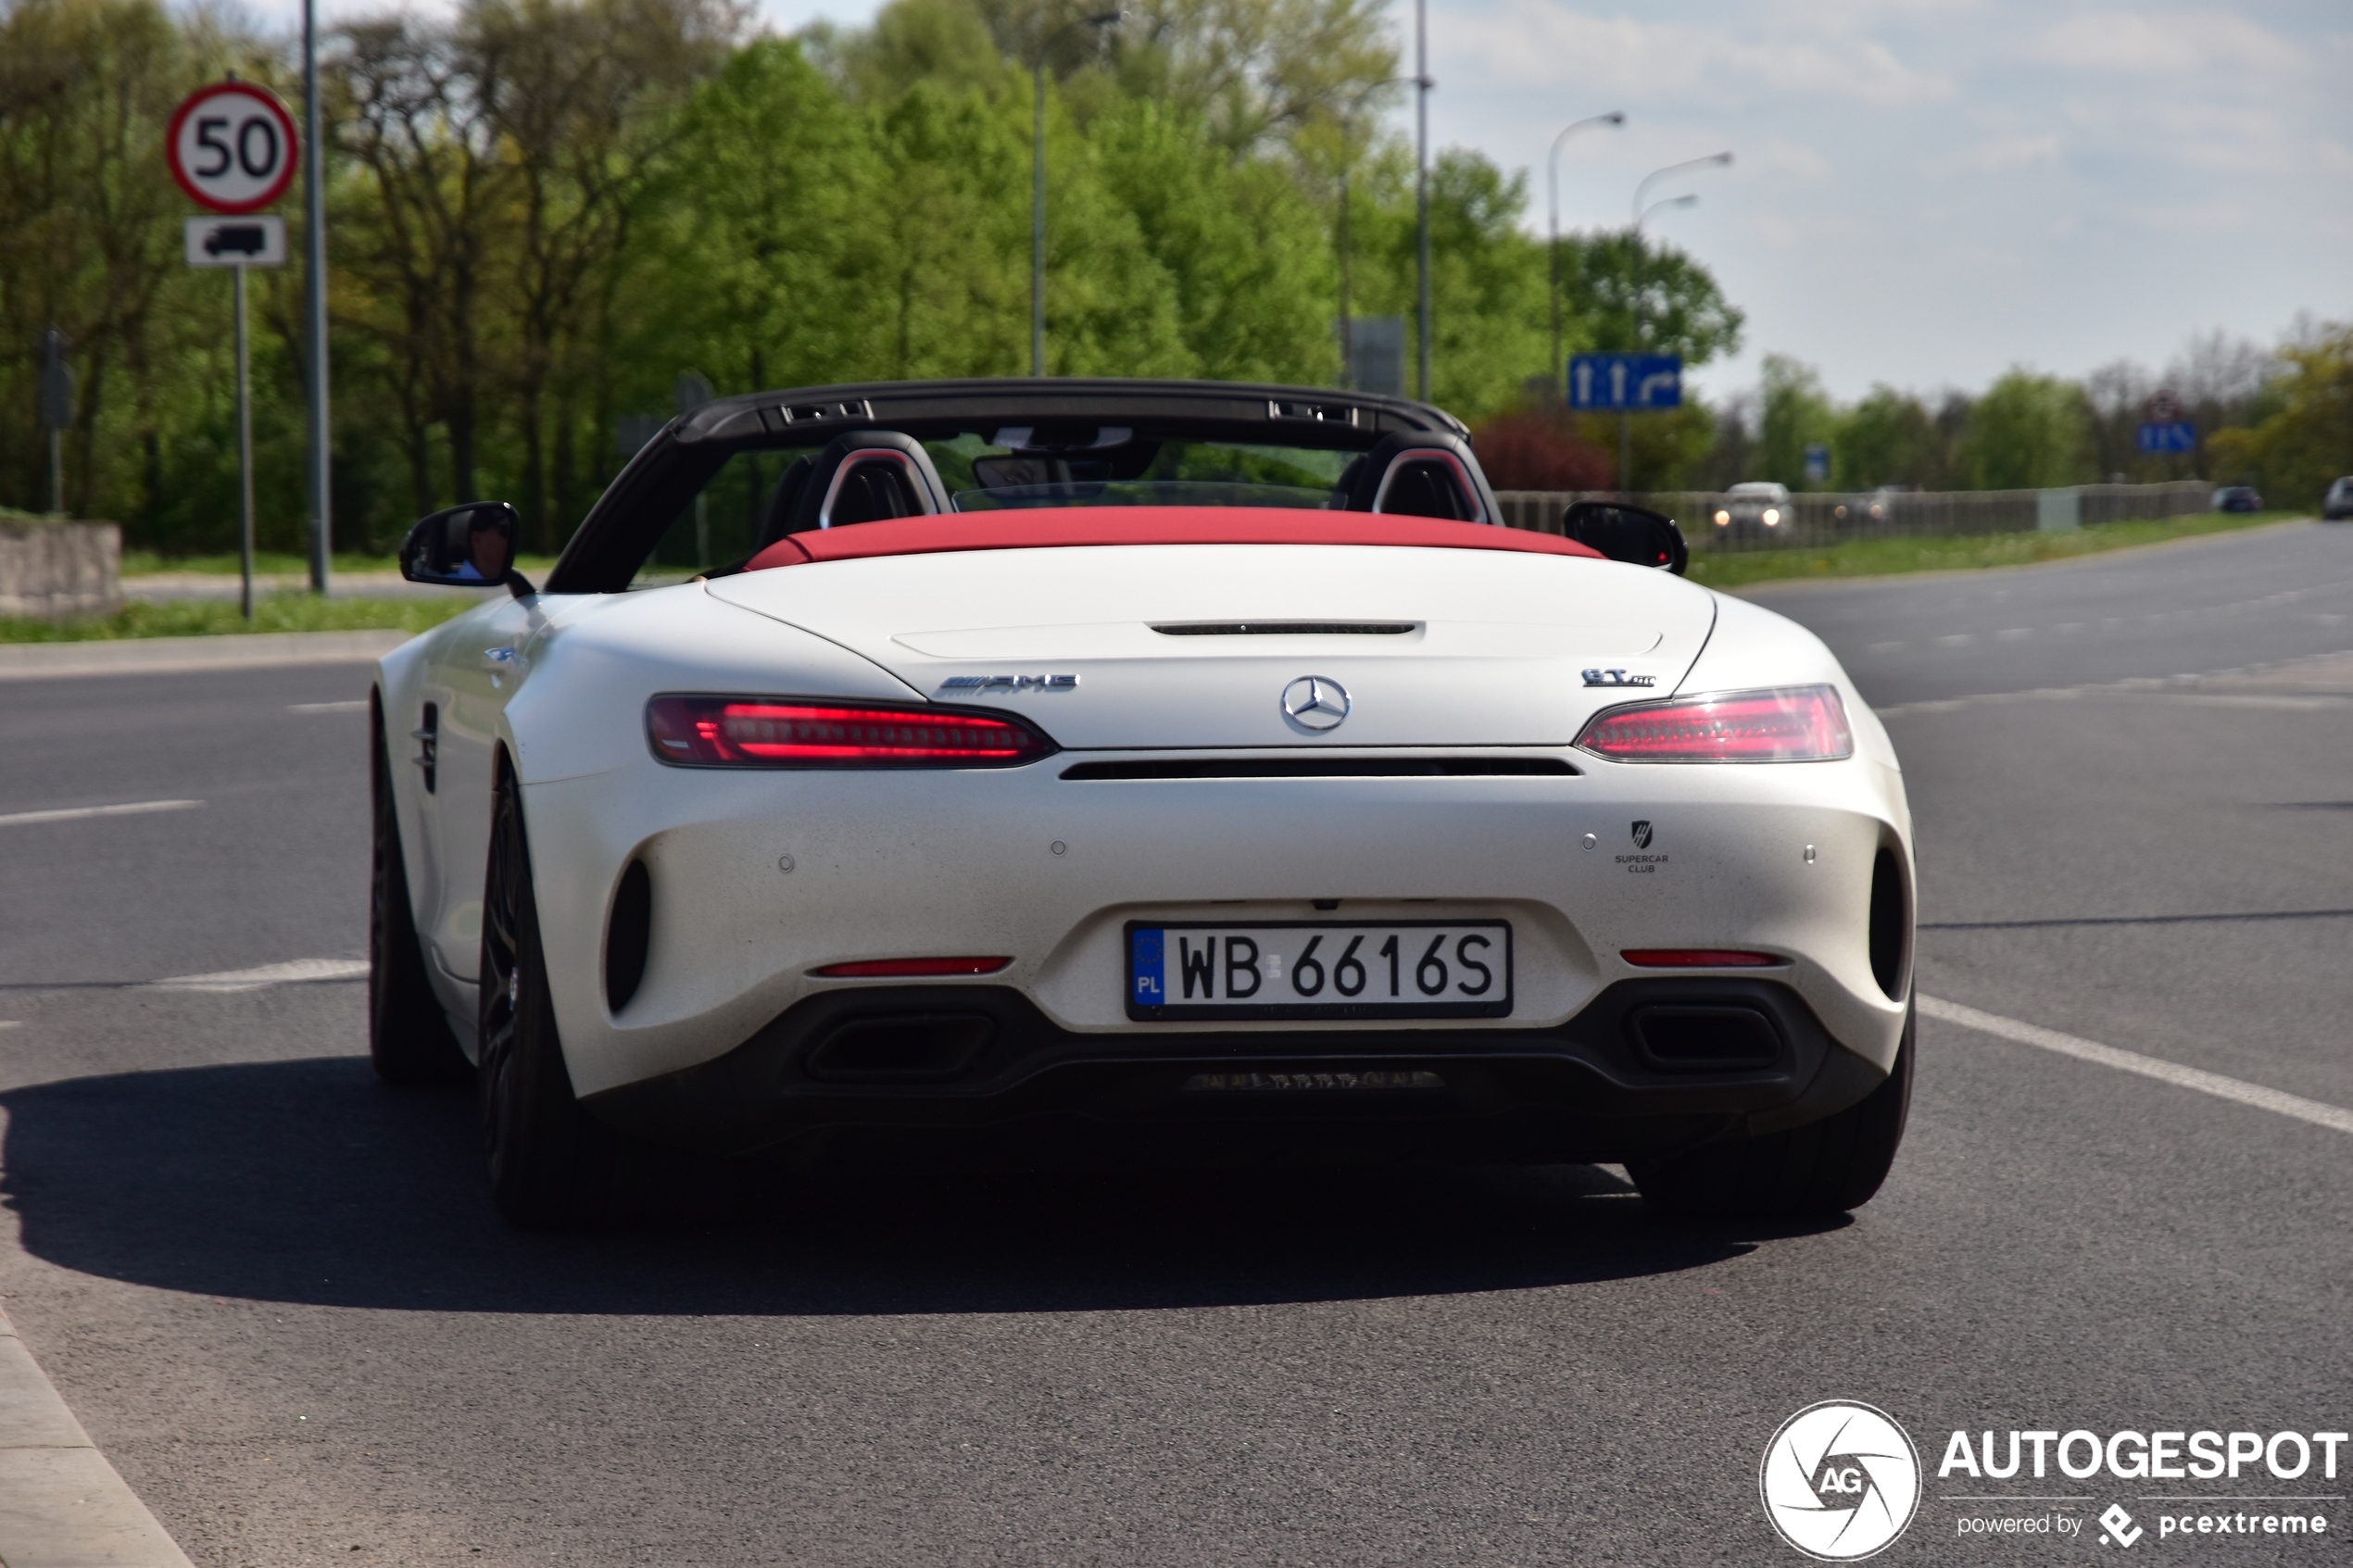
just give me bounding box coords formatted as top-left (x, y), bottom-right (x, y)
top-left (0, 628), bottom-right (411, 682)
top-left (0, 1306), bottom-right (196, 1568)
top-left (1918, 994), bottom-right (2353, 1136)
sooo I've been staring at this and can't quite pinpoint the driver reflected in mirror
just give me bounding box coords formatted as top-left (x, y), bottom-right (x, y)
top-left (454, 509), bottom-right (513, 583)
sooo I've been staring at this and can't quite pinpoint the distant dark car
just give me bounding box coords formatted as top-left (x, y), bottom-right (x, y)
top-left (2323, 477), bottom-right (2353, 521)
top-left (2211, 485), bottom-right (2262, 514)
top-left (204, 225), bottom-right (269, 257)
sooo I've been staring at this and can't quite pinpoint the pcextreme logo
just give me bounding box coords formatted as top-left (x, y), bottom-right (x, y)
top-left (1761, 1400), bottom-right (1924, 1561)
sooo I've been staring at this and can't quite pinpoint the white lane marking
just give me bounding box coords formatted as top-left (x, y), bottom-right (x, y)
top-left (1919, 994), bottom-right (2353, 1136)
top-left (149, 958), bottom-right (369, 994)
top-left (289, 699), bottom-right (368, 713)
top-left (0, 799), bottom-right (204, 829)
top-left (0, 1022), bottom-right (19, 1031)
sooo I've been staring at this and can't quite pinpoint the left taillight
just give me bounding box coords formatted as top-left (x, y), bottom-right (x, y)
top-left (1575, 684), bottom-right (1854, 763)
top-left (646, 696), bottom-right (1058, 769)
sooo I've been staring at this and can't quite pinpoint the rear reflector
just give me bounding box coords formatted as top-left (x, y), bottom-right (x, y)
top-left (1621, 948), bottom-right (1785, 968)
top-left (648, 696), bottom-right (1055, 769)
top-left (1576, 684), bottom-right (1853, 762)
top-left (812, 957), bottom-right (1012, 977)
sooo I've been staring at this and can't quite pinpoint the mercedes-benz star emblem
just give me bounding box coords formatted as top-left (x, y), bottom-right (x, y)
top-left (1281, 675), bottom-right (1351, 732)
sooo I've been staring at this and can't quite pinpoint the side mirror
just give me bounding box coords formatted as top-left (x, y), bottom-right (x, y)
top-left (1562, 502), bottom-right (1688, 575)
top-left (400, 501), bottom-right (533, 596)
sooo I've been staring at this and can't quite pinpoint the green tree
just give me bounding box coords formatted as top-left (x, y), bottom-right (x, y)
top-left (2208, 324), bottom-right (2352, 509)
top-left (1834, 384), bottom-right (1944, 489)
top-left (1755, 354), bottom-right (1835, 489)
top-left (1967, 368), bottom-right (2093, 489)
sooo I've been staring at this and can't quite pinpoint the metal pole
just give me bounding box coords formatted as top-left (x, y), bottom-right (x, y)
top-left (1414, 0), bottom-right (1430, 402)
top-left (235, 265), bottom-right (256, 621)
top-left (1618, 410), bottom-right (1629, 495)
top-left (1547, 113), bottom-right (1623, 400)
top-left (303, 0), bottom-right (330, 593)
top-left (1337, 116), bottom-right (1352, 390)
top-left (49, 430), bottom-right (62, 517)
top-left (1031, 55), bottom-right (1047, 378)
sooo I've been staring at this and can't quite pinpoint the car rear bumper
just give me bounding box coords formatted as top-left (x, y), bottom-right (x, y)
top-left (582, 975), bottom-right (1892, 1167)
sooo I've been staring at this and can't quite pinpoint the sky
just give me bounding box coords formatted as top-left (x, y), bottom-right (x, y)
top-left (257, 0), bottom-right (2353, 403)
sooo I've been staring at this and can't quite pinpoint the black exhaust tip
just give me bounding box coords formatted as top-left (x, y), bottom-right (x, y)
top-left (1627, 1005), bottom-right (1783, 1071)
top-left (804, 1014), bottom-right (994, 1083)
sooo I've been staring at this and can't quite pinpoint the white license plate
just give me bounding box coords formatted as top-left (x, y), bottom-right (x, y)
top-left (1126, 922), bottom-right (1513, 1021)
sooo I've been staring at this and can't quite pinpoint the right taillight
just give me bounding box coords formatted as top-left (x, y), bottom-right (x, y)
top-left (1576, 684), bottom-right (1854, 763)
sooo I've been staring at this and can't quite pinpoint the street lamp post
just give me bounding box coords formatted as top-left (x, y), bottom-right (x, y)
top-left (1546, 110), bottom-right (1624, 397)
top-left (1033, 10), bottom-right (1123, 378)
top-left (1618, 153), bottom-right (1730, 490)
top-left (302, 0), bottom-right (330, 593)
top-left (1413, 0), bottom-right (1434, 401)
top-left (1334, 76), bottom-right (1416, 392)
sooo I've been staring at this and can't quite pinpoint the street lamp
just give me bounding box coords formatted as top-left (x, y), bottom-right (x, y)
top-left (1636, 193), bottom-right (1697, 231)
top-left (1631, 150), bottom-right (1730, 227)
top-left (1546, 110), bottom-right (1625, 396)
top-left (1334, 76), bottom-right (1416, 392)
top-left (1032, 9), bottom-right (1123, 377)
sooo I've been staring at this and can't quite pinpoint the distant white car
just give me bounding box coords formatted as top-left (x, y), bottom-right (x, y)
top-left (369, 380), bottom-right (1916, 1227)
top-left (1716, 482), bottom-right (1793, 535)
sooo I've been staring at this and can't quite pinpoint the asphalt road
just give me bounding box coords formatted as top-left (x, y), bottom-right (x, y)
top-left (1, 521), bottom-right (2347, 1565)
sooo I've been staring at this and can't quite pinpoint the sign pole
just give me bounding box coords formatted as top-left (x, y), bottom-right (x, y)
top-left (1619, 411), bottom-right (1630, 495)
top-left (302, 0), bottom-right (330, 595)
top-left (234, 263), bottom-right (256, 621)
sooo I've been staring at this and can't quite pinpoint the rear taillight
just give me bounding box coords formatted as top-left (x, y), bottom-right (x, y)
top-left (1576, 684), bottom-right (1853, 763)
top-left (647, 696), bottom-right (1057, 769)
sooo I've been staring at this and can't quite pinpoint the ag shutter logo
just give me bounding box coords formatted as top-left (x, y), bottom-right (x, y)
top-left (1761, 1401), bottom-right (1923, 1561)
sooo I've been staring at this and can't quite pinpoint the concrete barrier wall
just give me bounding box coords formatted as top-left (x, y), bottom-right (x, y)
top-left (1494, 481), bottom-right (2215, 551)
top-left (0, 521), bottom-right (122, 618)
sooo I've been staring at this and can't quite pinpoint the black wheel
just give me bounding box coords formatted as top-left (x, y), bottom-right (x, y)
top-left (1629, 1000), bottom-right (1915, 1220)
top-left (478, 757), bottom-right (634, 1226)
top-left (371, 699), bottom-right (472, 1085)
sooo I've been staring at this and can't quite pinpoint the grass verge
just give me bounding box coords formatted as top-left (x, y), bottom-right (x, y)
top-left (1686, 511), bottom-right (2301, 591)
top-left (0, 593), bottom-right (472, 643)
top-left (120, 549), bottom-right (562, 577)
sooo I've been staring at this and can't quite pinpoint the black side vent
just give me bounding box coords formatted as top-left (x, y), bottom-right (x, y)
top-left (1063, 757), bottom-right (1576, 781)
top-left (762, 398), bottom-right (874, 431)
top-left (1151, 621), bottom-right (1415, 636)
top-left (1869, 847), bottom-right (1907, 999)
top-left (1628, 1006), bottom-right (1784, 1072)
top-left (605, 860), bottom-right (653, 1014)
top-left (410, 702), bottom-right (438, 794)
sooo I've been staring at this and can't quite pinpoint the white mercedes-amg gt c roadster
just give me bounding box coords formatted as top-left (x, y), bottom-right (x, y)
top-left (371, 380), bottom-right (1914, 1225)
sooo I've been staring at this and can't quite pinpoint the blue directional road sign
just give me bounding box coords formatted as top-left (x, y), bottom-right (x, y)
top-left (1569, 353), bottom-right (1682, 411)
top-left (2137, 420), bottom-right (2196, 455)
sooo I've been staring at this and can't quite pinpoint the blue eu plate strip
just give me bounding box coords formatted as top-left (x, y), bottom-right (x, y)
top-left (1131, 928), bottom-right (1166, 1006)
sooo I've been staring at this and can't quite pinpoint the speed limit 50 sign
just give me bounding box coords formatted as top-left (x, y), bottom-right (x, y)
top-left (167, 81), bottom-right (299, 214)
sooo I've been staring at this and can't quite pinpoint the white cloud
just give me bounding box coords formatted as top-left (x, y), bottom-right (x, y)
top-left (1445, 4), bottom-right (1955, 107)
top-left (1944, 133), bottom-right (2060, 173)
top-left (2025, 11), bottom-right (2304, 77)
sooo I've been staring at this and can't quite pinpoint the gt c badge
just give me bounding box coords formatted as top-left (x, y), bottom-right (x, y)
top-left (1281, 675), bottom-right (1351, 732)
top-left (1630, 821), bottom-right (1655, 848)
top-left (937, 673), bottom-right (1078, 692)
top-left (1583, 668), bottom-right (1657, 687)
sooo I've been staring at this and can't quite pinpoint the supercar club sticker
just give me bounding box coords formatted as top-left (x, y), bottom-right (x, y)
top-left (1762, 1400), bottom-right (1924, 1561)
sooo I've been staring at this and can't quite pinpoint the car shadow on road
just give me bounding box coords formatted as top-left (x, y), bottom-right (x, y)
top-left (0, 1057), bottom-right (1842, 1315)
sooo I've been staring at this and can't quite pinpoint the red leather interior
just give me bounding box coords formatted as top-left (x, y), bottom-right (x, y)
top-left (742, 508), bottom-right (1604, 572)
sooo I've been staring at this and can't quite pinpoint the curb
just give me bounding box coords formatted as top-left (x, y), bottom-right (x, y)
top-left (0, 1306), bottom-right (195, 1568)
top-left (0, 629), bottom-right (411, 681)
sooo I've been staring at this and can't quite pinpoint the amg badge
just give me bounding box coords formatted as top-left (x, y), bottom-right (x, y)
top-left (937, 673), bottom-right (1078, 692)
top-left (1582, 668), bottom-right (1657, 687)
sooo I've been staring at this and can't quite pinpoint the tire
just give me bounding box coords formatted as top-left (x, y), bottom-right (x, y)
top-left (1629, 1000), bottom-right (1915, 1220)
top-left (477, 757), bottom-right (635, 1226)
top-left (370, 700), bottom-right (472, 1086)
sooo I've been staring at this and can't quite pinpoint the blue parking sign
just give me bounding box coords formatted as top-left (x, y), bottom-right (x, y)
top-left (2137, 421), bottom-right (2195, 455)
top-left (1569, 353), bottom-right (1682, 411)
